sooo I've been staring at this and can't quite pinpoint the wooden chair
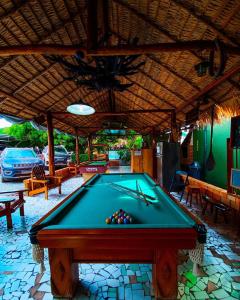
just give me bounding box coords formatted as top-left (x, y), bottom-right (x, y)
top-left (202, 192), bottom-right (230, 223)
top-left (169, 170), bottom-right (189, 201)
top-left (30, 166), bottom-right (62, 200)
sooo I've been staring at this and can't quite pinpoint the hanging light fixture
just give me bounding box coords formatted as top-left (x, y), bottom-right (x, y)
top-left (67, 100), bottom-right (95, 115)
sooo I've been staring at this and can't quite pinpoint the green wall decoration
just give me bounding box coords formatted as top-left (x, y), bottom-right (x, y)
top-left (193, 118), bottom-right (231, 189)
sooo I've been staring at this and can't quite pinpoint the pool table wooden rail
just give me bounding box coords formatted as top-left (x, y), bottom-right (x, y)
top-left (30, 174), bottom-right (205, 299)
top-left (41, 227), bottom-right (196, 299)
top-left (36, 227), bottom-right (197, 299)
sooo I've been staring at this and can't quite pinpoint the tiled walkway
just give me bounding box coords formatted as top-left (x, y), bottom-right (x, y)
top-left (0, 168), bottom-right (239, 299)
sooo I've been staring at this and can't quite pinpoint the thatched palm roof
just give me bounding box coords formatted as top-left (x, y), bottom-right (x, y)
top-left (0, 0), bottom-right (240, 135)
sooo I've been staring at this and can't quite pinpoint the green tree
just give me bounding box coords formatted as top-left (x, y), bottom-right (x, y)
top-left (5, 122), bottom-right (88, 152)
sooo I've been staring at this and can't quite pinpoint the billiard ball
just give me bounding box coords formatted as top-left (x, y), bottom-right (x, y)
top-left (111, 218), bottom-right (116, 224)
top-left (129, 217), bottom-right (133, 223)
top-left (124, 219), bottom-right (129, 224)
top-left (118, 218), bottom-right (123, 224)
top-left (106, 218), bottom-right (111, 224)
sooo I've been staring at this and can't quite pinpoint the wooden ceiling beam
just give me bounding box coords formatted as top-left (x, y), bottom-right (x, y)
top-left (156, 62), bottom-right (240, 129)
top-left (186, 63), bottom-right (240, 105)
top-left (111, 0), bottom-right (240, 99)
top-left (114, 92), bottom-right (164, 125)
top-left (88, 43), bottom-right (240, 56)
top-left (52, 108), bottom-right (174, 116)
top-left (0, 7), bottom-right (82, 69)
top-left (172, 0), bottom-right (240, 46)
top-left (0, 41), bottom-right (239, 57)
top-left (0, 89), bottom-right (79, 132)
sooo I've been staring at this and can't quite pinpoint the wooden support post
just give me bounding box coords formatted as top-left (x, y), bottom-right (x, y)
top-left (47, 112), bottom-right (55, 176)
top-left (227, 138), bottom-right (233, 193)
top-left (75, 128), bottom-right (80, 165)
top-left (87, 135), bottom-right (92, 161)
top-left (87, 0), bottom-right (98, 50)
top-left (170, 110), bottom-right (177, 143)
top-left (152, 128), bottom-right (157, 180)
top-left (19, 191), bottom-right (24, 216)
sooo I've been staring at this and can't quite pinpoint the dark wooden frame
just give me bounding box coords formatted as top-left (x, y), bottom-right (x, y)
top-left (230, 116), bottom-right (240, 149)
top-left (32, 174), bottom-right (203, 299)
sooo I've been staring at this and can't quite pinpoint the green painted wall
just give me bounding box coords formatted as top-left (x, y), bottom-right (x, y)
top-left (193, 118), bottom-right (231, 189)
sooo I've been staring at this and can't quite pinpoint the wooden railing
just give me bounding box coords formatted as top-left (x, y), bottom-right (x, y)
top-left (181, 175), bottom-right (240, 212)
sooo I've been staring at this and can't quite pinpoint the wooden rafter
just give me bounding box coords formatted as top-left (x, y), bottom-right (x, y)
top-left (172, 0), bottom-right (240, 46)
top-left (156, 62), bottom-right (240, 128)
top-left (111, 30), bottom-right (218, 106)
top-left (0, 7), bottom-right (83, 69)
top-left (13, 62), bottom-right (57, 95)
top-left (0, 90), bottom-right (78, 132)
top-left (0, 1), bottom-right (28, 21)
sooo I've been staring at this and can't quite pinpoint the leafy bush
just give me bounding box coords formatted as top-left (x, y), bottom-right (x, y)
top-left (71, 153), bottom-right (90, 163)
top-left (117, 149), bottom-right (131, 162)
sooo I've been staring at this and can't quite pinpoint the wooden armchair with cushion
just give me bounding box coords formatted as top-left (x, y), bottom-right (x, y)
top-left (28, 165), bottom-right (62, 200)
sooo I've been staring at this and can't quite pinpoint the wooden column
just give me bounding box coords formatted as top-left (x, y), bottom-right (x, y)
top-left (87, 135), bottom-right (92, 161)
top-left (152, 128), bottom-right (157, 179)
top-left (75, 128), bottom-right (79, 165)
top-left (87, 0), bottom-right (98, 50)
top-left (227, 138), bottom-right (233, 193)
top-left (170, 110), bottom-right (177, 143)
top-left (47, 112), bottom-right (55, 176)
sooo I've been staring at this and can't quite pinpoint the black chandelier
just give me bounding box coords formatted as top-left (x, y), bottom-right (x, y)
top-left (49, 50), bottom-right (144, 92)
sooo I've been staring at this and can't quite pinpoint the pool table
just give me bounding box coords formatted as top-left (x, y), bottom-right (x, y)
top-left (30, 173), bottom-right (206, 299)
top-left (79, 160), bottom-right (109, 174)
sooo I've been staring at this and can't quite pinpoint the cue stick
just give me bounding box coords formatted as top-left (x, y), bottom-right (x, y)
top-left (109, 182), bottom-right (144, 202)
top-left (109, 182), bottom-right (155, 203)
top-left (137, 181), bottom-right (149, 206)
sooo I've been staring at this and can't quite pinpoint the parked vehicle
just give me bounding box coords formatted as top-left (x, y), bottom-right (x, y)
top-left (42, 145), bottom-right (71, 168)
top-left (0, 148), bottom-right (44, 182)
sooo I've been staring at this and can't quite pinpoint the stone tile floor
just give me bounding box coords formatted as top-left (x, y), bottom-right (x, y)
top-left (0, 168), bottom-right (239, 299)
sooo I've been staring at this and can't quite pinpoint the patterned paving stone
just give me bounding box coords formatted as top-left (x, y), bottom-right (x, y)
top-left (0, 168), bottom-right (240, 299)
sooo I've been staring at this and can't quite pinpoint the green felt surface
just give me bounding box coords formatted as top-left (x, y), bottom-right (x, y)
top-left (41, 173), bottom-right (196, 230)
top-left (88, 161), bottom-right (107, 166)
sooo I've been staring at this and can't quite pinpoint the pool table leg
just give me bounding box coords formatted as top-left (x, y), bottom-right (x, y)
top-left (152, 249), bottom-right (177, 299)
top-left (48, 248), bottom-right (79, 297)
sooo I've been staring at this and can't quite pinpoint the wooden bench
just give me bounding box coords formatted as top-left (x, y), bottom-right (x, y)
top-left (0, 189), bottom-right (26, 229)
top-left (202, 195), bottom-right (230, 223)
top-left (24, 166), bottom-right (78, 199)
top-left (55, 166), bottom-right (78, 180)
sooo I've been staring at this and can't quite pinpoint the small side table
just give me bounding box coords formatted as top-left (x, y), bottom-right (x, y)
top-left (0, 198), bottom-right (17, 229)
top-left (186, 186), bottom-right (202, 207)
top-left (0, 189), bottom-right (26, 229)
